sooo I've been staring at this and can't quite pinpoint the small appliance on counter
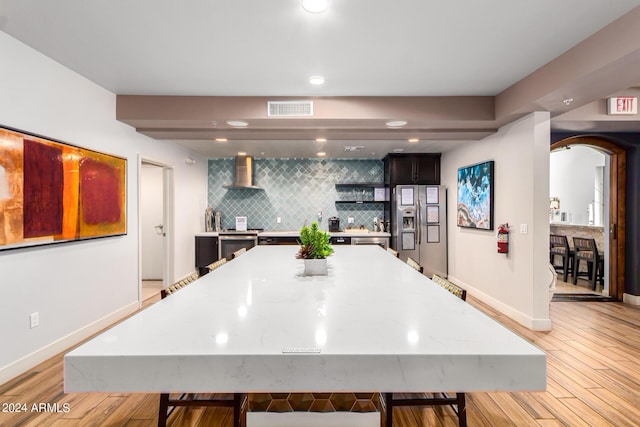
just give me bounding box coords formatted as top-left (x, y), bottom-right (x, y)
top-left (328, 217), bottom-right (340, 232)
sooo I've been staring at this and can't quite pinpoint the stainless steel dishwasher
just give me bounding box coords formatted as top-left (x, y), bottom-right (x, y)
top-left (351, 236), bottom-right (389, 250)
top-left (218, 231), bottom-right (259, 260)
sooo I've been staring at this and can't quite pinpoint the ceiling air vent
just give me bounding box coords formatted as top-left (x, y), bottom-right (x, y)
top-left (344, 146), bottom-right (365, 152)
top-left (267, 100), bottom-right (313, 117)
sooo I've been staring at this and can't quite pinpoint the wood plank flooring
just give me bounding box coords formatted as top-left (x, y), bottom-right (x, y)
top-left (2, 293), bottom-right (640, 426)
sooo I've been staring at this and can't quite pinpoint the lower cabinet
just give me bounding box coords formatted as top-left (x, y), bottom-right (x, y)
top-left (195, 236), bottom-right (219, 276)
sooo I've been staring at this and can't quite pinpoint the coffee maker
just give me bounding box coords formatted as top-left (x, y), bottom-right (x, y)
top-left (328, 217), bottom-right (340, 232)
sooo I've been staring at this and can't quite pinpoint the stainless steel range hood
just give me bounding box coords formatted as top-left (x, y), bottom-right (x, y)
top-left (222, 156), bottom-right (263, 190)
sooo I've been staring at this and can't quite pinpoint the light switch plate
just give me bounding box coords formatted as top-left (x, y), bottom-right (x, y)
top-left (520, 224), bottom-right (528, 234)
top-left (30, 312), bottom-right (39, 328)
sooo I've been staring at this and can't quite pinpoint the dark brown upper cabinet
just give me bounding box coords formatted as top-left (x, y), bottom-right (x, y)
top-left (384, 153), bottom-right (441, 185)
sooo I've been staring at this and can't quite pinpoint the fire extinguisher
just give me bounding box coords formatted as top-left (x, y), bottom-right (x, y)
top-left (497, 223), bottom-right (509, 254)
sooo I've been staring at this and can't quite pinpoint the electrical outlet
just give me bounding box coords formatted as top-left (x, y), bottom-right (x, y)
top-left (30, 312), bottom-right (39, 329)
top-left (348, 216), bottom-right (355, 224)
top-left (520, 224), bottom-right (528, 234)
top-left (277, 217), bottom-right (281, 224)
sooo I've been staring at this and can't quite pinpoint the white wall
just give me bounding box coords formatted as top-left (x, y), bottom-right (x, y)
top-left (549, 146), bottom-right (605, 225)
top-left (443, 112), bottom-right (552, 331)
top-left (0, 32), bottom-right (208, 383)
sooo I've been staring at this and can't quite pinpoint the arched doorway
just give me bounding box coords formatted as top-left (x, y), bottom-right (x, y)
top-left (551, 136), bottom-right (626, 301)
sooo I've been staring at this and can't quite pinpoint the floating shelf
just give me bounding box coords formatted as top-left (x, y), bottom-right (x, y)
top-left (335, 183), bottom-right (388, 205)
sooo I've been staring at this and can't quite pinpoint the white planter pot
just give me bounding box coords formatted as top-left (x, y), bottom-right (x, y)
top-left (303, 258), bottom-right (328, 276)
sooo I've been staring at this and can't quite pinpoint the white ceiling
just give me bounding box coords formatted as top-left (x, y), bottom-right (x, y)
top-left (2, 0), bottom-right (640, 158)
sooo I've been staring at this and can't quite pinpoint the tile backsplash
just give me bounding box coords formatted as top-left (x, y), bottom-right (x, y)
top-left (207, 158), bottom-right (385, 231)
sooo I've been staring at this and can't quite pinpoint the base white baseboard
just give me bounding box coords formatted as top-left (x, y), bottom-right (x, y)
top-left (623, 293), bottom-right (640, 305)
top-left (0, 301), bottom-right (139, 385)
top-left (448, 275), bottom-right (552, 332)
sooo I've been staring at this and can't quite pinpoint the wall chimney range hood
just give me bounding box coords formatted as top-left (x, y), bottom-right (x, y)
top-left (223, 155), bottom-right (263, 190)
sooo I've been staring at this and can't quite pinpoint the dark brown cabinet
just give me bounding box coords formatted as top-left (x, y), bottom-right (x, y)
top-left (195, 236), bottom-right (219, 276)
top-left (384, 153), bottom-right (441, 185)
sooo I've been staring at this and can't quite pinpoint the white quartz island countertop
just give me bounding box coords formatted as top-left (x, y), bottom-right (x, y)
top-left (65, 246), bottom-right (545, 393)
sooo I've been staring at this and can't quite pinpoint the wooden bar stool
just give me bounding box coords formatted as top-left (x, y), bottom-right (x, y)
top-left (406, 257), bottom-right (423, 273)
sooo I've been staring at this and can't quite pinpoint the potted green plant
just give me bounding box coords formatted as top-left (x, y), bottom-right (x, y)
top-left (296, 221), bottom-right (334, 276)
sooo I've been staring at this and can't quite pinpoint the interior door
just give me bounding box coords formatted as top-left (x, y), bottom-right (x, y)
top-left (141, 163), bottom-right (164, 280)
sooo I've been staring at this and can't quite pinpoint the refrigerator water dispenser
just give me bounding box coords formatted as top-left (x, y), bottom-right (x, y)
top-left (401, 208), bottom-right (416, 230)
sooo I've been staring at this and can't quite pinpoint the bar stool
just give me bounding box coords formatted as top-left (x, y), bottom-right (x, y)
top-left (406, 257), bottom-right (423, 273)
top-left (549, 234), bottom-right (574, 282)
top-left (572, 237), bottom-right (604, 290)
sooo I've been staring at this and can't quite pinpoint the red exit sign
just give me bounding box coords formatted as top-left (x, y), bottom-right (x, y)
top-left (607, 96), bottom-right (637, 115)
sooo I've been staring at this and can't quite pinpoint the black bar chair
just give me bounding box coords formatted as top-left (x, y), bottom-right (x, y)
top-left (572, 237), bottom-right (604, 290)
top-left (549, 234), bottom-right (574, 282)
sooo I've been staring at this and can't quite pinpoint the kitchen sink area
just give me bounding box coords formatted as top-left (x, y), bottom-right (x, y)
top-left (196, 229), bottom-right (390, 274)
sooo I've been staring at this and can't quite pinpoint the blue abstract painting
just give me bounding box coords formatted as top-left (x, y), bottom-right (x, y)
top-left (457, 160), bottom-right (494, 230)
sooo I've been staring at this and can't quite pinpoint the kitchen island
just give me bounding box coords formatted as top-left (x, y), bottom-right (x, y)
top-left (65, 245), bottom-right (545, 426)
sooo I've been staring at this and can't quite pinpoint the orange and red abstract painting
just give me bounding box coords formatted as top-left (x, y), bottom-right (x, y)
top-left (0, 127), bottom-right (126, 249)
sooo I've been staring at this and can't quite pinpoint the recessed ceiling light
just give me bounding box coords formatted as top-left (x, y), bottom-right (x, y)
top-left (309, 75), bottom-right (325, 86)
top-left (302, 0), bottom-right (329, 13)
top-left (317, 152), bottom-right (326, 157)
top-left (386, 120), bottom-right (408, 128)
top-left (215, 137), bottom-right (228, 142)
top-left (408, 138), bottom-right (419, 143)
top-left (393, 148), bottom-right (405, 153)
top-left (316, 137), bottom-right (327, 143)
top-left (226, 120), bottom-right (248, 128)
top-left (238, 151), bottom-right (247, 156)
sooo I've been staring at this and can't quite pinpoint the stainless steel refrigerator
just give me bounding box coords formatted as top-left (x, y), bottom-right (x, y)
top-left (392, 185), bottom-right (447, 278)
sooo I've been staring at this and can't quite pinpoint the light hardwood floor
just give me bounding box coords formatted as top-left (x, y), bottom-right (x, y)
top-left (142, 280), bottom-right (163, 302)
top-left (554, 278), bottom-right (603, 295)
top-left (1, 294), bottom-right (639, 426)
